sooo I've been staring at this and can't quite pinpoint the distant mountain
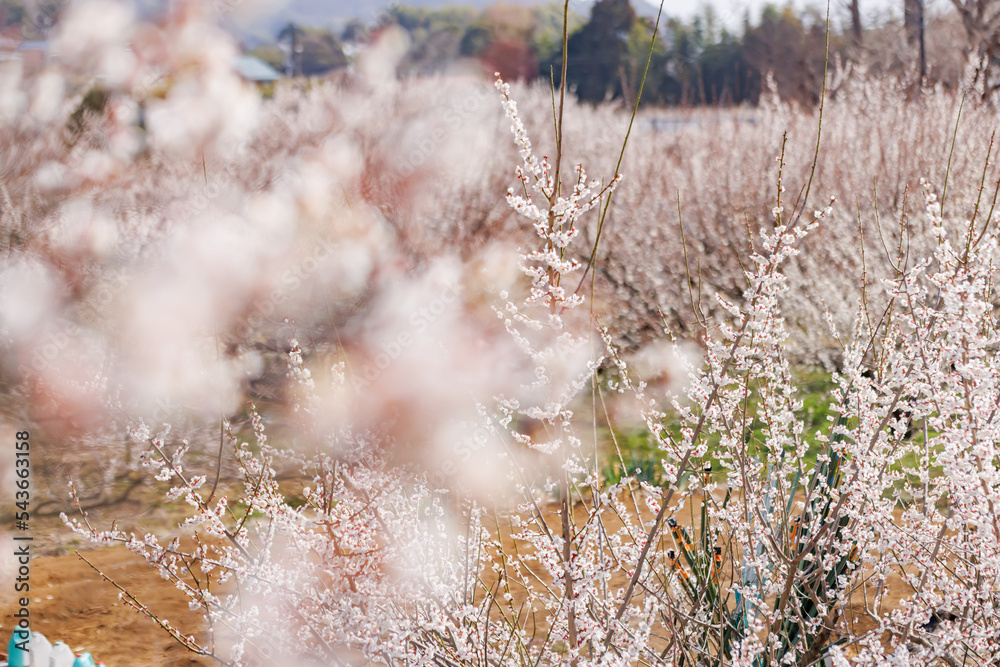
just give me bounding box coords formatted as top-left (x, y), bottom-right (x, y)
top-left (51, 0), bottom-right (663, 47)
top-left (224, 0), bottom-right (585, 43)
top-left (226, 0), bottom-right (679, 45)
top-left (285, 0), bottom-right (545, 23)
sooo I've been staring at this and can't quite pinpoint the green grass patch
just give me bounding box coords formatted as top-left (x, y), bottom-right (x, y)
top-left (600, 367), bottom-right (841, 486)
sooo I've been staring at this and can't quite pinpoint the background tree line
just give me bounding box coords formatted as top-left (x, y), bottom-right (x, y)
top-left (361, 0), bottom-right (993, 105)
top-left (2, 0), bottom-right (995, 105)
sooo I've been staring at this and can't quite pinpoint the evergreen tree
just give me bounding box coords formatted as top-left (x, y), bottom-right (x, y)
top-left (565, 0), bottom-right (636, 103)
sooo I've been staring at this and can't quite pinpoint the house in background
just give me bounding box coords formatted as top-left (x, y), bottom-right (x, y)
top-left (0, 37), bottom-right (54, 74)
top-left (234, 54), bottom-right (282, 89)
top-left (17, 40), bottom-right (53, 73)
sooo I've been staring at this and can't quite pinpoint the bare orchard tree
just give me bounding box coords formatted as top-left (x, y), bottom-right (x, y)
top-left (905, 0), bottom-right (927, 80)
top-left (849, 0), bottom-right (863, 51)
top-left (951, 0), bottom-right (1000, 94)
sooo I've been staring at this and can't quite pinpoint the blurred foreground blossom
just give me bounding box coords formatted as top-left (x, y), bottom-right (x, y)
top-left (3, 1), bottom-right (1000, 665)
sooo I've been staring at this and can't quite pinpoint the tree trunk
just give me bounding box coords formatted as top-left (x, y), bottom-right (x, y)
top-left (904, 0), bottom-right (926, 80)
top-left (850, 0), bottom-right (863, 49)
top-left (951, 0), bottom-right (1000, 97)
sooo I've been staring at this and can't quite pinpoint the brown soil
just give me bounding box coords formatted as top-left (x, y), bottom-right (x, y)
top-left (0, 473), bottom-right (242, 666)
top-left (0, 547), bottom-right (214, 666)
top-left (0, 485), bottom-right (912, 666)
top-left (484, 489), bottom-right (908, 656)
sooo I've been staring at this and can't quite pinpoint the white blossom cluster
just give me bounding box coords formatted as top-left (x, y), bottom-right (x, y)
top-left (1, 1), bottom-right (999, 665)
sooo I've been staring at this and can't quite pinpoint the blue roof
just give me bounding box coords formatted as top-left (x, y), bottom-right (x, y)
top-left (18, 41), bottom-right (49, 52)
top-left (234, 55), bottom-right (282, 82)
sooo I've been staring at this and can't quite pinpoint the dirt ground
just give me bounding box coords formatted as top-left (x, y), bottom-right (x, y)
top-left (0, 484), bottom-right (912, 666)
top-left (0, 475), bottom-right (233, 666)
top-left (483, 489), bottom-right (904, 656)
top-left (0, 546), bottom-right (215, 666)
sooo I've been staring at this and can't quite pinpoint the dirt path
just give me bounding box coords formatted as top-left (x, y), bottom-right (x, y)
top-left (483, 489), bottom-right (906, 656)
top-left (0, 487), bottom-right (913, 665)
top-left (0, 547), bottom-right (214, 666)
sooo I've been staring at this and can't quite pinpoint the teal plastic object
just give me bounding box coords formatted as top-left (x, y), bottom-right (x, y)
top-left (50, 641), bottom-right (75, 667)
top-left (6, 626), bottom-right (30, 667)
top-left (71, 654), bottom-right (96, 667)
top-left (29, 632), bottom-right (51, 667)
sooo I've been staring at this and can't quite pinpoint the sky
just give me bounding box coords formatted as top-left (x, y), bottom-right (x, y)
top-left (225, 0), bottom-right (956, 41)
top-left (665, 0), bottom-right (966, 31)
top-left (651, 0), bottom-right (900, 30)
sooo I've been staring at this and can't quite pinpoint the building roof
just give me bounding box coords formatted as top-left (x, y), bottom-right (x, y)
top-left (234, 55), bottom-right (282, 83)
top-left (18, 40), bottom-right (50, 52)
